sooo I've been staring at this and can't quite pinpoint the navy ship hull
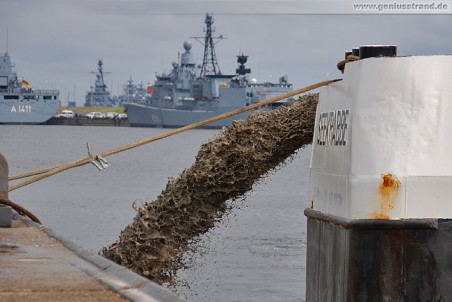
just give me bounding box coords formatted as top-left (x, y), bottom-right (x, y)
top-left (0, 101), bottom-right (59, 124)
top-left (125, 102), bottom-right (251, 128)
top-left (0, 94), bottom-right (59, 125)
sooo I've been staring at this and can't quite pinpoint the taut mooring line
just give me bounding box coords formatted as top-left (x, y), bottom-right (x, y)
top-left (8, 78), bottom-right (340, 192)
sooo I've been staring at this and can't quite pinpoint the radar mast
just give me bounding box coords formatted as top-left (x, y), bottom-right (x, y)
top-left (191, 13), bottom-right (225, 77)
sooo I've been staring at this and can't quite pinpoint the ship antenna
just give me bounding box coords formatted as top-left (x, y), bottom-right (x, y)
top-left (6, 27), bottom-right (8, 54)
top-left (191, 13), bottom-right (225, 77)
top-left (91, 59), bottom-right (111, 91)
top-left (99, 59), bottom-right (105, 89)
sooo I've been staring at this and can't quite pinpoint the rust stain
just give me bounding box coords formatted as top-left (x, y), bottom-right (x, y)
top-left (371, 173), bottom-right (401, 220)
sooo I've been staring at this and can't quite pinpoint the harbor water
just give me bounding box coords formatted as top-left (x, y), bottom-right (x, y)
top-left (1, 125), bottom-right (309, 302)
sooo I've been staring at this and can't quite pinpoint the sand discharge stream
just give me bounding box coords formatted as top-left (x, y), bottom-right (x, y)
top-left (100, 94), bottom-right (319, 284)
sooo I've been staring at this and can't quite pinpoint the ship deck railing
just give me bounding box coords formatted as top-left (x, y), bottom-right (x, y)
top-left (0, 88), bottom-right (59, 95)
top-left (246, 83), bottom-right (292, 88)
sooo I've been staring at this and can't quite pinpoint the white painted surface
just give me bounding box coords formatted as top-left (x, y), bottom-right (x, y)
top-left (308, 55), bottom-right (452, 219)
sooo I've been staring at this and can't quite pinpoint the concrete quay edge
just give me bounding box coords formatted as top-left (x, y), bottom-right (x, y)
top-left (13, 213), bottom-right (186, 302)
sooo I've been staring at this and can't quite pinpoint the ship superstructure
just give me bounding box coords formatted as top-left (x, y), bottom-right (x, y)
top-left (125, 13), bottom-right (293, 128)
top-left (85, 59), bottom-right (114, 106)
top-left (118, 77), bottom-right (148, 105)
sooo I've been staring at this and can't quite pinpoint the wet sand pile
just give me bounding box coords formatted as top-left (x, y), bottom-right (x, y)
top-left (100, 93), bottom-right (319, 284)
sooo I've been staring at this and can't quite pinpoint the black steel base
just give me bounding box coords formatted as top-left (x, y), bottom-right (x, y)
top-left (305, 208), bottom-right (452, 301)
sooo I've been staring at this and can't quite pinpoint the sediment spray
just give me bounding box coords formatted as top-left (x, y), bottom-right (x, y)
top-left (100, 94), bottom-right (319, 284)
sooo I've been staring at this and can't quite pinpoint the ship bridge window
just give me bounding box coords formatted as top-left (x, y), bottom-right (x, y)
top-left (4, 95), bottom-right (19, 100)
top-left (43, 95), bottom-right (52, 100)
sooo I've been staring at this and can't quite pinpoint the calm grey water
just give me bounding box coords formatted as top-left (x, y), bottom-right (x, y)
top-left (1, 125), bottom-right (310, 302)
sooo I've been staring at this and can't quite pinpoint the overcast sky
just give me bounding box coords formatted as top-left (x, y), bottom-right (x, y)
top-left (1, 0), bottom-right (451, 106)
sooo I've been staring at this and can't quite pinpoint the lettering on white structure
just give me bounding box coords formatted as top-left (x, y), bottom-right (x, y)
top-left (11, 105), bottom-right (32, 113)
top-left (317, 109), bottom-right (350, 146)
top-left (312, 187), bottom-right (343, 207)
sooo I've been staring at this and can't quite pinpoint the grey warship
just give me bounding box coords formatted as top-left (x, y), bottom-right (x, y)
top-left (0, 51), bottom-right (59, 124)
top-left (118, 76), bottom-right (148, 105)
top-left (125, 13), bottom-right (293, 128)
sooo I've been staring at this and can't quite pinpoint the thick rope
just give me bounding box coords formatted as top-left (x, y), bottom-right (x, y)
top-left (8, 79), bottom-right (340, 192)
top-left (9, 163), bottom-right (69, 181)
top-left (337, 55), bottom-right (359, 73)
